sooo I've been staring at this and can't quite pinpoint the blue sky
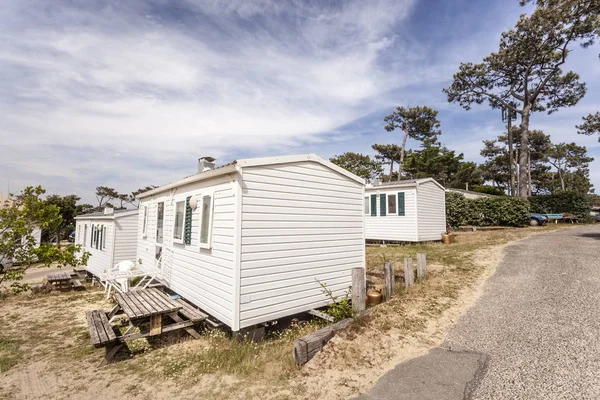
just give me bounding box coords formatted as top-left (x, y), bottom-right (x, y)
top-left (1, 0), bottom-right (599, 204)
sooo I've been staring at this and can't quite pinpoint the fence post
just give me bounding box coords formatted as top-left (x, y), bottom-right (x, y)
top-left (384, 262), bottom-right (395, 300)
top-left (352, 267), bottom-right (365, 313)
top-left (416, 253), bottom-right (427, 279)
top-left (404, 258), bottom-right (414, 287)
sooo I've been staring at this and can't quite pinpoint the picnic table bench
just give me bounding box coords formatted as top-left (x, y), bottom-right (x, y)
top-left (87, 288), bottom-right (208, 366)
top-left (46, 272), bottom-right (75, 292)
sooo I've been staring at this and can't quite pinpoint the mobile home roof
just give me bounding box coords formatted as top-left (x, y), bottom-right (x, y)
top-left (137, 153), bottom-right (365, 199)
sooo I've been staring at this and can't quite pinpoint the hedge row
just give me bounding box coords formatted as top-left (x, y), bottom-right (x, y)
top-left (446, 192), bottom-right (530, 229)
top-left (529, 192), bottom-right (591, 219)
top-left (446, 191), bottom-right (592, 229)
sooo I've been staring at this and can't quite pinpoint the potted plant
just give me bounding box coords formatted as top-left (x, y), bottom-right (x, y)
top-left (442, 224), bottom-right (455, 244)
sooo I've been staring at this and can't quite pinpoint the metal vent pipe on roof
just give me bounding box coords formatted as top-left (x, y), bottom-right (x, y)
top-left (198, 157), bottom-right (216, 173)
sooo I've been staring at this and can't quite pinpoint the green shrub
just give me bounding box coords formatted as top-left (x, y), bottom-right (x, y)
top-left (469, 197), bottom-right (530, 227)
top-left (529, 191), bottom-right (591, 219)
top-left (445, 192), bottom-right (470, 230)
top-left (446, 192), bottom-right (530, 228)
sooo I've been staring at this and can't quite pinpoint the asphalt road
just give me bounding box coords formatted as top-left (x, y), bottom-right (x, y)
top-left (356, 225), bottom-right (600, 400)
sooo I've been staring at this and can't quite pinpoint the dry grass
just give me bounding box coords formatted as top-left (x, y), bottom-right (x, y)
top-left (0, 225), bottom-right (572, 399)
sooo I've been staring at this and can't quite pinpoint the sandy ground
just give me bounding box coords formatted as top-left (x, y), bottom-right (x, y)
top-left (0, 227), bottom-right (571, 400)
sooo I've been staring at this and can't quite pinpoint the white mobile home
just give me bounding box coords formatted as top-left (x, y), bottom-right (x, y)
top-left (365, 178), bottom-right (446, 242)
top-left (136, 154), bottom-right (365, 332)
top-left (75, 209), bottom-right (139, 278)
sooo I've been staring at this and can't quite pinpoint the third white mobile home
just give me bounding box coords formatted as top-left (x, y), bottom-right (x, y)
top-left (364, 178), bottom-right (446, 242)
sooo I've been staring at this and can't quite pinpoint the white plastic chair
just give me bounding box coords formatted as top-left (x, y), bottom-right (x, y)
top-left (105, 260), bottom-right (135, 299)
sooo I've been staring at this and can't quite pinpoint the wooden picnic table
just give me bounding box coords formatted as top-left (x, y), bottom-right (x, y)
top-left (114, 288), bottom-right (182, 335)
top-left (46, 272), bottom-right (74, 292)
top-left (87, 288), bottom-right (208, 366)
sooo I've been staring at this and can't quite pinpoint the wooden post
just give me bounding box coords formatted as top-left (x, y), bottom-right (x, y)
top-left (416, 253), bottom-right (427, 279)
top-left (404, 258), bottom-right (414, 287)
top-left (352, 267), bottom-right (365, 314)
top-left (384, 262), bottom-right (395, 300)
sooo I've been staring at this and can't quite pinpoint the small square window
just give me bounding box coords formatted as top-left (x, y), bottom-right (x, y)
top-left (173, 200), bottom-right (186, 243)
top-left (388, 194), bottom-right (397, 215)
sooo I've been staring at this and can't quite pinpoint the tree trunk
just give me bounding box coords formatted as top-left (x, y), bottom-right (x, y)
top-left (398, 131), bottom-right (409, 181)
top-left (388, 160), bottom-right (394, 182)
top-left (508, 115), bottom-right (515, 196)
top-left (56, 228), bottom-right (61, 249)
top-left (559, 168), bottom-right (565, 190)
top-left (527, 149), bottom-right (532, 197)
top-left (518, 112), bottom-right (530, 198)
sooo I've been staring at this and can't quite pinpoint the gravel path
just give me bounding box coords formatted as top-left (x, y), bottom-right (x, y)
top-left (357, 225), bottom-right (600, 399)
top-left (446, 225), bottom-right (600, 399)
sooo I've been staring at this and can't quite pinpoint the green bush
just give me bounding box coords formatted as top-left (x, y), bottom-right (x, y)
top-left (445, 192), bottom-right (470, 230)
top-left (446, 192), bottom-right (530, 229)
top-left (469, 197), bottom-right (530, 227)
top-left (529, 191), bottom-right (591, 219)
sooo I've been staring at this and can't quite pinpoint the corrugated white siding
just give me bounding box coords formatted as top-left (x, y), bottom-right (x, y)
top-left (364, 188), bottom-right (418, 242)
top-left (75, 220), bottom-right (114, 278)
top-left (417, 181), bottom-right (446, 241)
top-left (239, 162), bottom-right (365, 329)
top-left (113, 213), bottom-right (138, 264)
top-left (136, 175), bottom-right (237, 328)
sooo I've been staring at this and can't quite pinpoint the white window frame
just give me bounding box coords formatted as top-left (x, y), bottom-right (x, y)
top-left (364, 196), bottom-right (370, 216)
top-left (387, 193), bottom-right (397, 216)
top-left (156, 201), bottom-right (165, 245)
top-left (172, 198), bottom-right (187, 244)
top-left (83, 224), bottom-right (88, 247)
top-left (198, 192), bottom-right (214, 250)
top-left (142, 206), bottom-right (148, 238)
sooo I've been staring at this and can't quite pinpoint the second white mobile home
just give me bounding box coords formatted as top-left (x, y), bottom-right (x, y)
top-left (364, 178), bottom-right (446, 242)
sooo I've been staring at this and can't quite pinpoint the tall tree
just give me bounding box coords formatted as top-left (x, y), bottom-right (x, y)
top-left (45, 194), bottom-right (80, 246)
top-left (0, 187), bottom-right (89, 293)
top-left (577, 112), bottom-right (600, 140)
top-left (95, 186), bottom-right (118, 210)
top-left (371, 144), bottom-right (402, 181)
top-left (329, 153), bottom-right (383, 183)
top-left (444, 2), bottom-right (598, 197)
top-left (547, 142), bottom-right (593, 191)
top-left (76, 203), bottom-right (95, 215)
top-left (480, 130), bottom-right (553, 194)
top-left (403, 144), bottom-right (481, 188)
top-left (383, 106), bottom-right (441, 180)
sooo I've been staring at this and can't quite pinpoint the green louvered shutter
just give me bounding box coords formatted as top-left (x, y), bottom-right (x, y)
top-left (370, 194), bottom-right (377, 216)
top-left (380, 194), bottom-right (387, 216)
top-left (398, 192), bottom-right (405, 216)
top-left (184, 196), bottom-right (193, 245)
